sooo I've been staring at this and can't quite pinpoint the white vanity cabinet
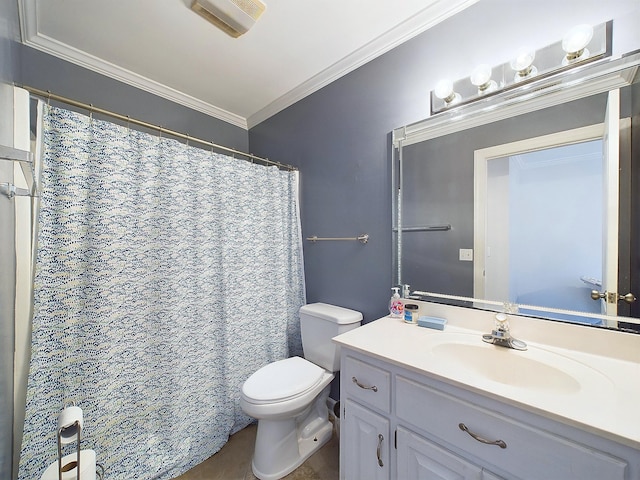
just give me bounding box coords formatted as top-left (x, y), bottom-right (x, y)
top-left (339, 347), bottom-right (638, 480)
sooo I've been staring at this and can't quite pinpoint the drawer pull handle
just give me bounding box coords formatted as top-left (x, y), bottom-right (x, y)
top-left (458, 423), bottom-right (507, 449)
top-left (352, 376), bottom-right (378, 392)
top-left (376, 433), bottom-right (384, 467)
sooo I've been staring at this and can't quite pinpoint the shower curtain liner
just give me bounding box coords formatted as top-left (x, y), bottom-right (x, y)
top-left (19, 103), bottom-right (306, 479)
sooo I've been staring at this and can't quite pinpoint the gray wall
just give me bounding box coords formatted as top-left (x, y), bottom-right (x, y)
top-left (248, 0), bottom-right (640, 324)
top-left (0, 0), bottom-right (21, 477)
top-left (19, 45), bottom-right (249, 152)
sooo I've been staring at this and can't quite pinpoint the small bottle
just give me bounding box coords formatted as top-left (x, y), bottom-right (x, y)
top-left (404, 304), bottom-right (419, 324)
top-left (389, 287), bottom-right (404, 318)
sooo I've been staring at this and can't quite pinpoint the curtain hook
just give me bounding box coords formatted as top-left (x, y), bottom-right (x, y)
top-left (89, 103), bottom-right (94, 123)
top-left (46, 90), bottom-right (51, 106)
top-left (126, 115), bottom-right (131, 133)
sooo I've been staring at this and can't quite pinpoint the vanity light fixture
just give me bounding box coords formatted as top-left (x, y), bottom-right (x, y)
top-left (434, 79), bottom-right (461, 106)
top-left (470, 64), bottom-right (498, 94)
top-left (562, 24), bottom-right (594, 64)
top-left (430, 21), bottom-right (610, 115)
top-left (510, 49), bottom-right (537, 81)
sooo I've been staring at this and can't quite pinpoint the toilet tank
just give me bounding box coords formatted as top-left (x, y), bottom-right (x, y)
top-left (300, 303), bottom-right (362, 372)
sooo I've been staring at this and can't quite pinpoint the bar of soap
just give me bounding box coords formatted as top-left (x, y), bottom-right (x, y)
top-left (417, 316), bottom-right (447, 330)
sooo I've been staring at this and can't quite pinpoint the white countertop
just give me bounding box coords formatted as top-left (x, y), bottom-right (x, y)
top-left (333, 314), bottom-right (640, 450)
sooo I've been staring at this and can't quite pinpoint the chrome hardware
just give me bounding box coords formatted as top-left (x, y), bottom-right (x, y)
top-left (0, 182), bottom-right (31, 199)
top-left (481, 313), bottom-right (527, 351)
top-left (392, 224), bottom-right (452, 232)
top-left (0, 182), bottom-right (17, 198)
top-left (459, 423), bottom-right (507, 449)
top-left (306, 234), bottom-right (369, 244)
top-left (591, 289), bottom-right (636, 304)
top-left (376, 434), bottom-right (384, 467)
top-left (57, 420), bottom-right (81, 480)
top-left (352, 376), bottom-right (378, 392)
top-left (620, 293), bottom-right (637, 304)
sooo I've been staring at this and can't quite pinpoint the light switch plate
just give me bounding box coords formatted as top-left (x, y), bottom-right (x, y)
top-left (459, 248), bottom-right (473, 261)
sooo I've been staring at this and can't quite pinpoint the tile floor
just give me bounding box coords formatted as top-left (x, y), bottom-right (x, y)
top-left (174, 422), bottom-right (339, 480)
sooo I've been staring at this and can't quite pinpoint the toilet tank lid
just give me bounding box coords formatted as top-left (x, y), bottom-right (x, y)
top-left (299, 303), bottom-right (363, 324)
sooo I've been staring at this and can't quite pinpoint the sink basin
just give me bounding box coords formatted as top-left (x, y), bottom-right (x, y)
top-left (427, 334), bottom-right (611, 395)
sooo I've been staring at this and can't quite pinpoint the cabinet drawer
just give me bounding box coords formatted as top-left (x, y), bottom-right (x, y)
top-left (396, 376), bottom-right (627, 480)
top-left (343, 356), bottom-right (391, 413)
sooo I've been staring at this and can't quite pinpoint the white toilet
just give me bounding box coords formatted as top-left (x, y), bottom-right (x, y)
top-left (240, 303), bottom-right (362, 480)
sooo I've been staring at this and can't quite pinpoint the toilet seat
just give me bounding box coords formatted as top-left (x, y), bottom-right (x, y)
top-left (242, 356), bottom-right (324, 404)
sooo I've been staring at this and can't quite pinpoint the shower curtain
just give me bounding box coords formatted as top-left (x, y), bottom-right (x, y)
top-left (19, 104), bottom-right (306, 479)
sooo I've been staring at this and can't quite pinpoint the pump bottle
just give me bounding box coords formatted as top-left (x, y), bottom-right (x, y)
top-left (389, 287), bottom-right (404, 318)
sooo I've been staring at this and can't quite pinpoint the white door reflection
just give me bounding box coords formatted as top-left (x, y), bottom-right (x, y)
top-left (472, 118), bottom-right (624, 325)
top-left (485, 139), bottom-right (603, 323)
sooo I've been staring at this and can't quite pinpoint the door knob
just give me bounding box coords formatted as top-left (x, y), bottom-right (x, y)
top-left (591, 290), bottom-right (636, 304)
top-left (619, 292), bottom-right (637, 304)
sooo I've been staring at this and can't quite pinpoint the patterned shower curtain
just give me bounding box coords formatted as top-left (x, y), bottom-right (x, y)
top-left (19, 104), bottom-right (306, 479)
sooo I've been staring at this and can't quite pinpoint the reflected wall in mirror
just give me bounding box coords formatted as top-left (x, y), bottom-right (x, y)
top-left (392, 53), bottom-right (640, 332)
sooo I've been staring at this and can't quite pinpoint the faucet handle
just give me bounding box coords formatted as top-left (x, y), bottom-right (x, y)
top-left (494, 313), bottom-right (510, 335)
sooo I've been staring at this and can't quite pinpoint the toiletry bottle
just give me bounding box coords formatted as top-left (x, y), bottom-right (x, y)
top-left (404, 303), bottom-right (419, 324)
top-left (389, 287), bottom-right (404, 318)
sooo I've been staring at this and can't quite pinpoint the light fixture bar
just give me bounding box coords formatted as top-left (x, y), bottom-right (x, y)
top-left (430, 21), bottom-right (612, 115)
top-left (397, 49), bottom-right (639, 147)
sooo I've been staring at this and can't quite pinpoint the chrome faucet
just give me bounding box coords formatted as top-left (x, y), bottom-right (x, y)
top-left (482, 313), bottom-right (527, 351)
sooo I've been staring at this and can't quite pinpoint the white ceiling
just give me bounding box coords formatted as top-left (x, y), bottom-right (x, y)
top-left (18, 0), bottom-right (477, 129)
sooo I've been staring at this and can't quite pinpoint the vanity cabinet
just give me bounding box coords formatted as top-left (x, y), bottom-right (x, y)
top-left (340, 348), bottom-right (637, 480)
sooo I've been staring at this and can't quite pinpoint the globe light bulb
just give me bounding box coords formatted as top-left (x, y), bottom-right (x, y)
top-left (510, 49), bottom-right (537, 81)
top-left (470, 64), bottom-right (497, 94)
top-left (434, 79), bottom-right (454, 100)
top-left (562, 24), bottom-right (593, 63)
top-left (434, 79), bottom-right (461, 106)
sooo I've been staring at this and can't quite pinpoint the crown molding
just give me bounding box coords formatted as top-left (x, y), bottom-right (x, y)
top-left (18, 0), bottom-right (248, 129)
top-left (19, 0), bottom-right (478, 131)
top-left (247, 0), bottom-right (479, 128)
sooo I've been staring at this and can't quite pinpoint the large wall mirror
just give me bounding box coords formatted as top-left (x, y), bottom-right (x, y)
top-left (392, 51), bottom-right (640, 332)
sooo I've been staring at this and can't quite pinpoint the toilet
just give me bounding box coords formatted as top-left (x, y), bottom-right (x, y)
top-left (240, 303), bottom-right (362, 480)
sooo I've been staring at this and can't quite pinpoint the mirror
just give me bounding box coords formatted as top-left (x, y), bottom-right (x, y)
top-left (392, 51), bottom-right (640, 332)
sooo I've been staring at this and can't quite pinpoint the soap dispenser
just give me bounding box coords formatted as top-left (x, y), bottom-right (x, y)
top-left (389, 287), bottom-right (404, 318)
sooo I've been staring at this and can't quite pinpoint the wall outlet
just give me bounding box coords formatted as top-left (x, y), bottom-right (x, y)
top-left (459, 248), bottom-right (473, 261)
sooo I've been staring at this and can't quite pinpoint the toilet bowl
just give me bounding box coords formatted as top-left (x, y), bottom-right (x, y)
top-left (240, 303), bottom-right (362, 480)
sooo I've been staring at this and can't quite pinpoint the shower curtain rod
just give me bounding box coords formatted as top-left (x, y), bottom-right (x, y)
top-left (21, 85), bottom-right (297, 171)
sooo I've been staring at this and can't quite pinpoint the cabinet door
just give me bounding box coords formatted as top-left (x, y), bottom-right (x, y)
top-left (343, 399), bottom-right (390, 480)
top-left (397, 427), bottom-right (483, 480)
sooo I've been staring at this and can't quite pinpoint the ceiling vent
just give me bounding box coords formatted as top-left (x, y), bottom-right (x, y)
top-left (191, 0), bottom-right (266, 38)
